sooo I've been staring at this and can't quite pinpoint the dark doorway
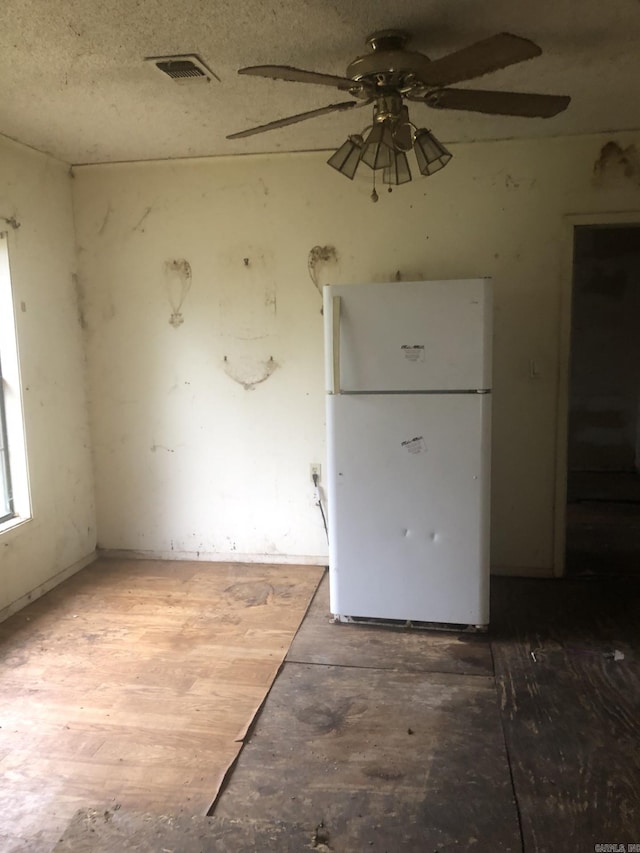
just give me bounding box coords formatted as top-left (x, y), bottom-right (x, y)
top-left (565, 224), bottom-right (640, 576)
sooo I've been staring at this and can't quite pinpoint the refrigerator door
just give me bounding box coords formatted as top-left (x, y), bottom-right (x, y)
top-left (324, 279), bottom-right (491, 393)
top-left (326, 392), bottom-right (491, 625)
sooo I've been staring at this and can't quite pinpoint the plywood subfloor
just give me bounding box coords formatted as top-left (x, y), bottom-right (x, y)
top-left (0, 558), bottom-right (323, 852)
top-left (53, 808), bottom-right (312, 852)
top-left (214, 662), bottom-right (520, 851)
top-left (491, 577), bottom-right (640, 852)
top-left (215, 575), bottom-right (519, 851)
top-left (287, 572), bottom-right (493, 675)
top-left (209, 575), bottom-right (640, 852)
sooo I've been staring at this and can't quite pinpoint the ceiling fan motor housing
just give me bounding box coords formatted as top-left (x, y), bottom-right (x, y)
top-left (347, 30), bottom-right (432, 94)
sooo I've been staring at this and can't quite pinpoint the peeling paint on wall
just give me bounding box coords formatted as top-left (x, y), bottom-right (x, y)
top-left (222, 355), bottom-right (278, 390)
top-left (164, 258), bottom-right (192, 327)
top-left (307, 245), bottom-right (338, 296)
top-left (593, 141), bottom-right (640, 186)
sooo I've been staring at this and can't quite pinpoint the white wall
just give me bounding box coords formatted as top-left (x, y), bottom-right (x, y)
top-left (72, 131), bottom-right (640, 575)
top-left (0, 135), bottom-right (96, 616)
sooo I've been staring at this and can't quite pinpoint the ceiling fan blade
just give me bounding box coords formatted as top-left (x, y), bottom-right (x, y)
top-left (226, 101), bottom-right (360, 140)
top-left (417, 33), bottom-right (542, 87)
top-left (423, 87), bottom-right (571, 118)
top-left (238, 65), bottom-right (365, 93)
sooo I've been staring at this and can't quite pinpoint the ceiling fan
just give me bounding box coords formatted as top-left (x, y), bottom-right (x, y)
top-left (227, 31), bottom-right (570, 190)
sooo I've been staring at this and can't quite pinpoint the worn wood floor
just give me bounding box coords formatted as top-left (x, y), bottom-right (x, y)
top-left (0, 558), bottom-right (323, 852)
top-left (15, 565), bottom-right (640, 852)
top-left (213, 573), bottom-right (640, 852)
top-left (491, 575), bottom-right (640, 850)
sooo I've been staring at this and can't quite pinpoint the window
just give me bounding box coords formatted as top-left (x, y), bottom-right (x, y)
top-left (0, 352), bottom-right (12, 520)
top-left (0, 231), bottom-right (29, 529)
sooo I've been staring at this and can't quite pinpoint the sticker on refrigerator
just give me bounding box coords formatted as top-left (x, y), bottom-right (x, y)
top-left (401, 344), bottom-right (425, 362)
top-left (401, 436), bottom-right (426, 455)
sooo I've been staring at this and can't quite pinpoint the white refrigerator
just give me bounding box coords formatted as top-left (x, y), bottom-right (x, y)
top-left (323, 279), bottom-right (492, 629)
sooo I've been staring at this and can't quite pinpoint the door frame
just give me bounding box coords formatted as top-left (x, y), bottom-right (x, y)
top-left (553, 210), bottom-right (640, 577)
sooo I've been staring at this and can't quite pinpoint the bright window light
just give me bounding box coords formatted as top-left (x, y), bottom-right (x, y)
top-left (0, 232), bottom-right (30, 529)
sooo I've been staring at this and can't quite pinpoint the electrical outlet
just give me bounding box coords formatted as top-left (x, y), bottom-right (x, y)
top-left (310, 463), bottom-right (321, 483)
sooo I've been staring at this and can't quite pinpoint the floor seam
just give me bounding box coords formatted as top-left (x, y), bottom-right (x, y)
top-left (490, 639), bottom-right (527, 853)
top-left (285, 657), bottom-right (494, 678)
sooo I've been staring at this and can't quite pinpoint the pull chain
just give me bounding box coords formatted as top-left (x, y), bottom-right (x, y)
top-left (370, 169), bottom-right (379, 203)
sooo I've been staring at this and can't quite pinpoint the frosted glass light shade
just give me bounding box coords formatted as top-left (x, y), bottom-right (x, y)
top-left (383, 149), bottom-right (412, 185)
top-left (360, 122), bottom-right (394, 170)
top-left (327, 134), bottom-right (364, 180)
top-left (414, 129), bottom-right (452, 176)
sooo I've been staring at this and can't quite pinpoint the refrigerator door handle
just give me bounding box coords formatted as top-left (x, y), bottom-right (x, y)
top-left (330, 295), bottom-right (341, 394)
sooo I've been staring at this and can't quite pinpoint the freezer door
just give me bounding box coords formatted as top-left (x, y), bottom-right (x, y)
top-left (326, 393), bottom-right (491, 625)
top-left (323, 279), bottom-right (491, 393)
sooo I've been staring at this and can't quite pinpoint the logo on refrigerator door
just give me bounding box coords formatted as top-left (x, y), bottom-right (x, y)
top-left (401, 436), bottom-right (426, 455)
top-left (401, 344), bottom-right (425, 363)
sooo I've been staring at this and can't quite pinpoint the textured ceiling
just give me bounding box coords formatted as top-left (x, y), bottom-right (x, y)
top-left (1, 0), bottom-right (639, 165)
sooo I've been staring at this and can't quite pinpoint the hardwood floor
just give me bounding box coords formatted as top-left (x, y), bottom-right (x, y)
top-left (0, 558), bottom-right (323, 852)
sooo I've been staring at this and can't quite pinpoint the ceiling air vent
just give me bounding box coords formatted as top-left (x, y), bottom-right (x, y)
top-left (146, 54), bottom-right (218, 84)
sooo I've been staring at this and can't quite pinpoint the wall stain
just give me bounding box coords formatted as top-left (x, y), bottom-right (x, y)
top-left (1, 215), bottom-right (20, 230)
top-left (72, 273), bottom-right (88, 330)
top-left (235, 333), bottom-right (269, 341)
top-left (593, 141), bottom-right (640, 186)
top-left (392, 268), bottom-right (425, 282)
top-left (222, 355), bottom-right (278, 391)
top-left (132, 206), bottom-right (152, 233)
top-left (98, 205), bottom-right (112, 236)
top-left (308, 245), bottom-right (338, 296)
top-left (164, 258), bottom-right (192, 327)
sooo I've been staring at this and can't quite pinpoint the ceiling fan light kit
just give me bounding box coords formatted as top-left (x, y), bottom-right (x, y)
top-left (328, 124), bottom-right (444, 185)
top-left (383, 148), bottom-right (412, 186)
top-left (414, 129), bottom-right (453, 177)
top-left (326, 134), bottom-right (365, 180)
top-left (359, 122), bottom-right (396, 170)
top-left (229, 29), bottom-right (570, 192)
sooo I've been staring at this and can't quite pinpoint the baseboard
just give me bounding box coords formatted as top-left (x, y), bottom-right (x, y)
top-left (98, 548), bottom-right (329, 567)
top-left (96, 551), bottom-right (548, 577)
top-left (0, 550), bottom-right (98, 624)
